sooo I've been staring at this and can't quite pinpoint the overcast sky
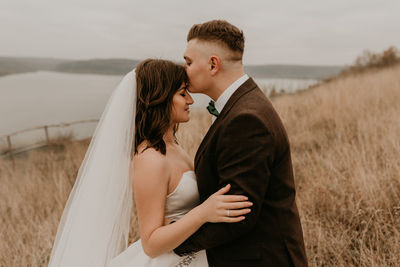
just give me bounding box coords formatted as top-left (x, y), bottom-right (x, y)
top-left (1, 0), bottom-right (399, 65)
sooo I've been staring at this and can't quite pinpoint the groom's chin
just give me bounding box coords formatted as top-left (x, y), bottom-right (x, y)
top-left (188, 86), bottom-right (202, 94)
top-left (187, 84), bottom-right (198, 93)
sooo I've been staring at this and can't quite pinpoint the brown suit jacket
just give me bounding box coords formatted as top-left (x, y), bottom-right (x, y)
top-left (174, 78), bottom-right (308, 267)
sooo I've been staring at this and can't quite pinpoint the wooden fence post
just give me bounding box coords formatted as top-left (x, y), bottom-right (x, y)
top-left (44, 126), bottom-right (50, 145)
top-left (6, 135), bottom-right (15, 169)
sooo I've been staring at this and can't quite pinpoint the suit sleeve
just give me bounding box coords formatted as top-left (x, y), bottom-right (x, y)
top-left (174, 113), bottom-right (275, 255)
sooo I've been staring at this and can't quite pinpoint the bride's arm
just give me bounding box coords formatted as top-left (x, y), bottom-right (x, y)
top-left (132, 148), bottom-right (252, 258)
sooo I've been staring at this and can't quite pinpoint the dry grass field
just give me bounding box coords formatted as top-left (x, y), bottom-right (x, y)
top-left (1, 64), bottom-right (399, 266)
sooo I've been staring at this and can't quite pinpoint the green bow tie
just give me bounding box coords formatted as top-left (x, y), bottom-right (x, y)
top-left (206, 100), bottom-right (220, 117)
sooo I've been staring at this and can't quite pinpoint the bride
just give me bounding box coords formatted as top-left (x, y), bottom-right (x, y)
top-left (48, 59), bottom-right (253, 266)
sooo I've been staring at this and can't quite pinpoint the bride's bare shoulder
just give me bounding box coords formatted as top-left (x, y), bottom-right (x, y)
top-left (130, 142), bottom-right (168, 179)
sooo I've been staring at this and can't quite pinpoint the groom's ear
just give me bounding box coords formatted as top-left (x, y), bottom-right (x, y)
top-left (209, 55), bottom-right (220, 75)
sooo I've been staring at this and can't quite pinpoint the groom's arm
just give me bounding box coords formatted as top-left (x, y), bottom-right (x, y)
top-left (174, 113), bottom-right (275, 255)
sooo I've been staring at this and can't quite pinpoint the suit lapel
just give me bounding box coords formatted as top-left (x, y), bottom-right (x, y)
top-left (194, 78), bottom-right (258, 169)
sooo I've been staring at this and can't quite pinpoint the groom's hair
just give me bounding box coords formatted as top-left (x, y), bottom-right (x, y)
top-left (187, 20), bottom-right (245, 61)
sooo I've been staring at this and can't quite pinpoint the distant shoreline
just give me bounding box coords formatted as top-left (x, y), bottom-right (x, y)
top-left (0, 56), bottom-right (345, 80)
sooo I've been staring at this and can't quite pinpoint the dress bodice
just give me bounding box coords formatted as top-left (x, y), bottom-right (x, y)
top-left (165, 171), bottom-right (200, 221)
top-left (107, 170), bottom-right (208, 267)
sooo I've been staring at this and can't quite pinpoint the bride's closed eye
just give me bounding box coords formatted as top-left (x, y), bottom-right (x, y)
top-left (180, 92), bottom-right (186, 97)
top-left (180, 88), bottom-right (188, 97)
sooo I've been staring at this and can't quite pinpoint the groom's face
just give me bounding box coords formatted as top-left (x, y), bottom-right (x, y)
top-left (184, 39), bottom-right (212, 94)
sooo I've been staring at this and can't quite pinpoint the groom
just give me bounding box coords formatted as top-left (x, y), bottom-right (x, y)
top-left (174, 20), bottom-right (308, 266)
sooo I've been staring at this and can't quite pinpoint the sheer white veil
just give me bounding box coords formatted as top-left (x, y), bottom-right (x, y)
top-left (48, 70), bottom-right (137, 266)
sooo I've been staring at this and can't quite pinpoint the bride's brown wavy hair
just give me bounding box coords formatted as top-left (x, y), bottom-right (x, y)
top-left (134, 59), bottom-right (188, 155)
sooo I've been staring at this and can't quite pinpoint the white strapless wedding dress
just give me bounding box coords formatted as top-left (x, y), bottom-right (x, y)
top-left (107, 171), bottom-right (208, 267)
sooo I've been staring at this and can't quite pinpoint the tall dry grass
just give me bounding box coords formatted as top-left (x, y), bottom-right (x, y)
top-left (273, 65), bottom-right (400, 266)
top-left (1, 64), bottom-right (399, 266)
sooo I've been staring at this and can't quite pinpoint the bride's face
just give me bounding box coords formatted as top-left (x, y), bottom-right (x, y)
top-left (171, 82), bottom-right (194, 123)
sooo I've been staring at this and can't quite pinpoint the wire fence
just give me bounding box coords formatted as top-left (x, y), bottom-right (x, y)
top-left (0, 119), bottom-right (99, 168)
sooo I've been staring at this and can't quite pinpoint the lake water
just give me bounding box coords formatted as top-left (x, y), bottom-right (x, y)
top-left (0, 71), bottom-right (318, 152)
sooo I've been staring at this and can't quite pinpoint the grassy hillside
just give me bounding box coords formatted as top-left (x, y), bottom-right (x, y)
top-left (245, 64), bottom-right (344, 79)
top-left (0, 64), bottom-right (399, 266)
top-left (272, 63), bottom-right (400, 266)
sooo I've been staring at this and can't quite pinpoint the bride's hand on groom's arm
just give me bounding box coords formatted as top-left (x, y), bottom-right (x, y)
top-left (194, 184), bottom-right (253, 224)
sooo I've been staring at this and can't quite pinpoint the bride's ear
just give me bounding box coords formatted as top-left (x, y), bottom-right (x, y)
top-left (209, 55), bottom-right (221, 75)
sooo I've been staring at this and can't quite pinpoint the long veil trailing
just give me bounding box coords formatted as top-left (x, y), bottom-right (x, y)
top-left (48, 70), bottom-right (137, 266)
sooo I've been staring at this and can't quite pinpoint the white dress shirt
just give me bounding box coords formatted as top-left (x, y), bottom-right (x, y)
top-left (212, 74), bottom-right (249, 123)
